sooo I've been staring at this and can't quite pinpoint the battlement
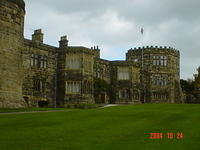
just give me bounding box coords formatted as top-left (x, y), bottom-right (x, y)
top-left (91, 46), bottom-right (100, 50)
top-left (128, 45), bottom-right (180, 55)
top-left (7, 0), bottom-right (25, 11)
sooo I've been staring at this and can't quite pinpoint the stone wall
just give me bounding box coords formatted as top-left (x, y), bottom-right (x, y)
top-left (22, 38), bottom-right (57, 107)
top-left (110, 61), bottom-right (141, 104)
top-left (57, 37), bottom-right (96, 105)
top-left (94, 58), bottom-right (111, 83)
top-left (126, 46), bottom-right (183, 103)
top-left (93, 58), bottom-right (111, 103)
top-left (0, 0), bottom-right (184, 107)
top-left (0, 0), bottom-right (25, 107)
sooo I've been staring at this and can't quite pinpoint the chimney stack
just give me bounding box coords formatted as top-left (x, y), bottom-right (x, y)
top-left (32, 29), bottom-right (43, 43)
top-left (59, 36), bottom-right (68, 48)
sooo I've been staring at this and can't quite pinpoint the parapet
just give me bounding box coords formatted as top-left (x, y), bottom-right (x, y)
top-left (91, 46), bottom-right (100, 58)
top-left (91, 46), bottom-right (100, 50)
top-left (7, 0), bottom-right (25, 11)
top-left (128, 45), bottom-right (180, 55)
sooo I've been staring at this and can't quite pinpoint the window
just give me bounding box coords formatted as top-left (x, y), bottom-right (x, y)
top-left (40, 56), bottom-right (44, 68)
top-left (30, 54), bottom-right (34, 66)
top-left (66, 81), bottom-right (81, 94)
top-left (96, 68), bottom-right (100, 78)
top-left (133, 58), bottom-right (138, 62)
top-left (119, 89), bottom-right (130, 99)
top-left (66, 55), bottom-right (81, 69)
top-left (153, 93), bottom-right (168, 101)
top-left (133, 73), bottom-right (139, 81)
top-left (118, 67), bottom-right (129, 80)
top-left (153, 55), bottom-right (168, 66)
top-left (160, 56), bottom-right (164, 66)
top-left (33, 79), bottom-right (45, 92)
top-left (133, 92), bottom-right (139, 100)
top-left (40, 56), bottom-right (47, 68)
top-left (152, 76), bottom-right (168, 86)
top-left (30, 53), bottom-right (48, 68)
top-left (163, 56), bottom-right (167, 66)
top-left (30, 54), bottom-right (38, 67)
top-left (84, 59), bottom-right (92, 71)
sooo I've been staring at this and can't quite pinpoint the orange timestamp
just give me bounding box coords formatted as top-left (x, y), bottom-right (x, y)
top-left (145, 132), bottom-right (184, 139)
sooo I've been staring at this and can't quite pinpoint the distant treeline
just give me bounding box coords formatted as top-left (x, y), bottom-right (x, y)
top-left (180, 77), bottom-right (200, 103)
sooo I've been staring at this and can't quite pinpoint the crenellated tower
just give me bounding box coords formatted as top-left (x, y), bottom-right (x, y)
top-left (0, 0), bottom-right (25, 107)
top-left (126, 46), bottom-right (183, 103)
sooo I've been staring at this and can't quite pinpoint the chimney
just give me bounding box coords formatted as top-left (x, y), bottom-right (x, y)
top-left (32, 29), bottom-right (43, 43)
top-left (59, 36), bottom-right (68, 48)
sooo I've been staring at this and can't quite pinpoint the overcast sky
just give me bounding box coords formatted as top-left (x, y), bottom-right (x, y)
top-left (24, 0), bottom-right (200, 79)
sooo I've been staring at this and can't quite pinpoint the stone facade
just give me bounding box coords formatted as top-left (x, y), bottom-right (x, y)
top-left (57, 36), bottom-right (96, 105)
top-left (0, 0), bottom-right (25, 107)
top-left (0, 0), bottom-right (183, 108)
top-left (22, 32), bottom-right (57, 107)
top-left (110, 61), bottom-right (141, 104)
top-left (126, 46), bottom-right (183, 103)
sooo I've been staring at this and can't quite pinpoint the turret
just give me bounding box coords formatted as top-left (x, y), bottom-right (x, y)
top-left (0, 0), bottom-right (25, 107)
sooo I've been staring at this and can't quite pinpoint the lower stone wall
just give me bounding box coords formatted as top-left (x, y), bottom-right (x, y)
top-left (0, 92), bottom-right (25, 108)
top-left (64, 94), bottom-right (94, 104)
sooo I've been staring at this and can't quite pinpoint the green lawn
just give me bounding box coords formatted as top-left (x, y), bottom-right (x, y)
top-left (0, 104), bottom-right (200, 150)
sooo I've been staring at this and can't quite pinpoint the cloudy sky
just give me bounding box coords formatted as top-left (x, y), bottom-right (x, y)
top-left (24, 0), bottom-right (200, 79)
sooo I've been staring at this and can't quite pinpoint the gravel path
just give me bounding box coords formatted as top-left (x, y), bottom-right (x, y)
top-left (100, 104), bottom-right (124, 108)
top-left (0, 104), bottom-right (125, 115)
top-left (0, 110), bottom-right (73, 115)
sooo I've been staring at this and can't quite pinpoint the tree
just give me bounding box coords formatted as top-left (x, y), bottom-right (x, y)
top-left (180, 79), bottom-right (195, 103)
top-left (180, 79), bottom-right (195, 94)
top-left (93, 78), bottom-right (111, 103)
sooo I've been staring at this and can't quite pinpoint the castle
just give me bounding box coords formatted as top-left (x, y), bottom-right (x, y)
top-left (0, 0), bottom-right (183, 108)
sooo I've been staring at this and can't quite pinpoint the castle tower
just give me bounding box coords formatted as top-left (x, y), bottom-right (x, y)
top-left (0, 0), bottom-right (25, 107)
top-left (126, 46), bottom-right (183, 104)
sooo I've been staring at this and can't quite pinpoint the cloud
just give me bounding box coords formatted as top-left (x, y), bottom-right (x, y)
top-left (24, 0), bottom-right (200, 79)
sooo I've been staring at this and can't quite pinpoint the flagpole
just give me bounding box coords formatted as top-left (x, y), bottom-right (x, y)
top-left (141, 27), bottom-right (145, 103)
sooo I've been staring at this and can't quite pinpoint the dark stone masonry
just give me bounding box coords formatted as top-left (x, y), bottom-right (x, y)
top-left (0, 0), bottom-right (183, 108)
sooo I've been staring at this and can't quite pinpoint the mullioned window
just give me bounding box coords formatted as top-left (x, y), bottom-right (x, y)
top-left (30, 53), bottom-right (47, 68)
top-left (153, 56), bottom-right (167, 66)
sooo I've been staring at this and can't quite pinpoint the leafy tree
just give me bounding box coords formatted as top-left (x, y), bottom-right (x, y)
top-left (93, 78), bottom-right (111, 103)
top-left (180, 73), bottom-right (200, 103)
top-left (180, 79), bottom-right (195, 94)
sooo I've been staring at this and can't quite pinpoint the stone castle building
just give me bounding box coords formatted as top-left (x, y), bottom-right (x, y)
top-left (0, 0), bottom-right (183, 108)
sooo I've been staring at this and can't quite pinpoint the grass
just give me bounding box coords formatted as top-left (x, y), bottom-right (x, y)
top-left (0, 104), bottom-right (200, 150)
